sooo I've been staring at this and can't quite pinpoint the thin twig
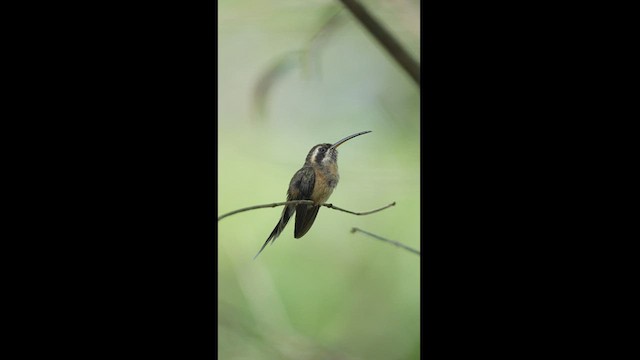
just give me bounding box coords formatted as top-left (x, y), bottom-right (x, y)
top-left (351, 227), bottom-right (420, 256)
top-left (218, 200), bottom-right (395, 221)
top-left (323, 201), bottom-right (396, 215)
top-left (218, 200), bottom-right (314, 221)
top-left (338, 0), bottom-right (420, 87)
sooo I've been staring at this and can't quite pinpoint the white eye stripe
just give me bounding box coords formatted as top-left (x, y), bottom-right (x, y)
top-left (308, 145), bottom-right (334, 164)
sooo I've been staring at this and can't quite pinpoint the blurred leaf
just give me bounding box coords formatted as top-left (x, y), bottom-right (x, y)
top-left (252, 6), bottom-right (346, 119)
top-left (252, 52), bottom-right (301, 119)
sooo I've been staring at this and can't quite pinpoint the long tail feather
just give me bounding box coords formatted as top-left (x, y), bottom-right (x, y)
top-left (254, 205), bottom-right (295, 259)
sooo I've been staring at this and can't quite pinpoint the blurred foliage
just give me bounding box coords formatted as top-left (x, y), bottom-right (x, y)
top-left (252, 7), bottom-right (347, 118)
top-left (218, 0), bottom-right (420, 358)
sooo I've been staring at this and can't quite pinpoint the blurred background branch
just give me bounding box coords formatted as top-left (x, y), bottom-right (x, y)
top-left (338, 0), bottom-right (420, 87)
top-left (351, 227), bottom-right (420, 256)
top-left (252, 0), bottom-right (421, 119)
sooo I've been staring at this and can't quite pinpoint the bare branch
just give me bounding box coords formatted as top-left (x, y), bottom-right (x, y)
top-left (351, 227), bottom-right (420, 256)
top-left (218, 200), bottom-right (395, 221)
top-left (218, 200), bottom-right (314, 221)
top-left (323, 201), bottom-right (395, 215)
top-left (338, 0), bottom-right (420, 87)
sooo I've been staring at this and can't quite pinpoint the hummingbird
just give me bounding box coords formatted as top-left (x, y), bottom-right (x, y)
top-left (254, 130), bottom-right (371, 259)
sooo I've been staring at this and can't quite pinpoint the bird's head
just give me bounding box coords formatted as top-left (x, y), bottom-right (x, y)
top-left (304, 131), bottom-right (371, 167)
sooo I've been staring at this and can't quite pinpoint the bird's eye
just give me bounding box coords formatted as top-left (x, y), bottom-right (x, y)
top-left (319, 147), bottom-right (326, 153)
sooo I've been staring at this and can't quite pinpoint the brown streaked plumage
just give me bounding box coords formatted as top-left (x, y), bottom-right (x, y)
top-left (254, 131), bottom-right (371, 259)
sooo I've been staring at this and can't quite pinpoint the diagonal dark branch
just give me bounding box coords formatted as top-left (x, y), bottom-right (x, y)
top-left (338, 0), bottom-right (420, 87)
top-left (351, 227), bottom-right (420, 256)
top-left (218, 200), bottom-right (395, 221)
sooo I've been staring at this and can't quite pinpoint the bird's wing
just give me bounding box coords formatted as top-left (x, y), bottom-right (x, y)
top-left (291, 167), bottom-right (319, 238)
top-left (253, 167), bottom-right (314, 259)
top-left (289, 166), bottom-right (315, 200)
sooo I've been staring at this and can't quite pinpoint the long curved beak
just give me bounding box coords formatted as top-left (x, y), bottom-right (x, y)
top-left (330, 131), bottom-right (371, 149)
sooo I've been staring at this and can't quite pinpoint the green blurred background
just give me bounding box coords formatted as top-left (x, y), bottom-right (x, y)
top-left (218, 0), bottom-right (420, 358)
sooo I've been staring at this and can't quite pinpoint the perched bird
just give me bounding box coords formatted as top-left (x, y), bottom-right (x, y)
top-left (254, 131), bottom-right (371, 259)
